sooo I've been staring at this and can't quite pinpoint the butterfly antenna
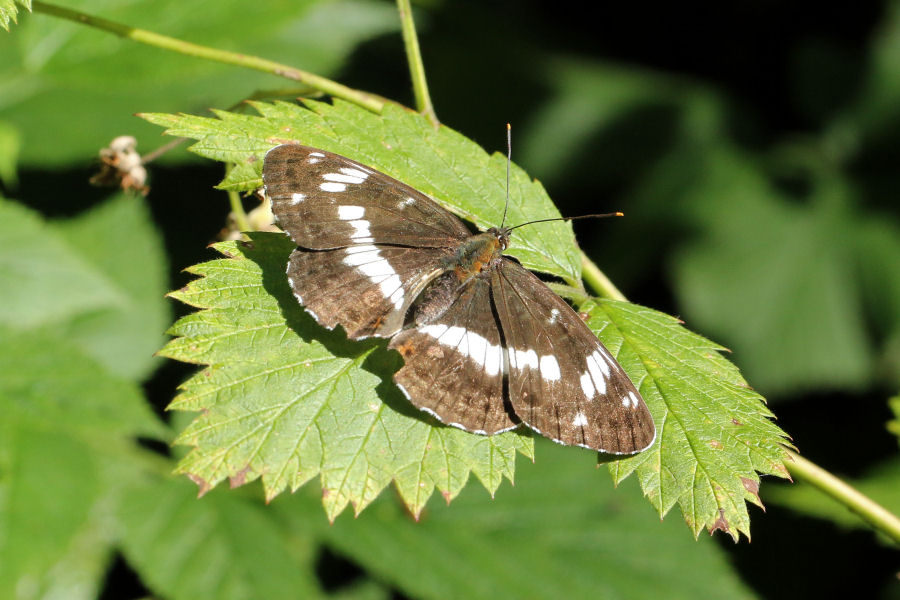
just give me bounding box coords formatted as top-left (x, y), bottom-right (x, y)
top-left (507, 212), bottom-right (624, 232)
top-left (500, 123), bottom-right (512, 229)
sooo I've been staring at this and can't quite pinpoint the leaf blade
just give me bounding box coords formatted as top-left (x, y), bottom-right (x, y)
top-left (580, 298), bottom-right (791, 539)
top-left (164, 233), bottom-right (533, 520)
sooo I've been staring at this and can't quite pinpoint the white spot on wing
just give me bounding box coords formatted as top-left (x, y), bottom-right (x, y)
top-left (627, 391), bottom-right (640, 409)
top-left (573, 412), bottom-right (588, 427)
top-left (342, 245), bottom-right (404, 309)
top-left (324, 172), bottom-right (366, 184)
top-left (340, 167), bottom-right (369, 180)
top-left (338, 205), bottom-right (365, 220)
top-left (420, 325), bottom-right (503, 376)
top-left (344, 244), bottom-right (377, 255)
top-left (580, 372), bottom-right (594, 398)
top-left (585, 350), bottom-right (608, 396)
top-left (539, 355), bottom-right (561, 381)
top-left (511, 348), bottom-right (538, 370)
top-left (509, 348), bottom-right (561, 382)
top-left (549, 308), bottom-right (560, 324)
top-left (309, 152), bottom-right (325, 157)
top-left (349, 219), bottom-right (371, 239)
top-left (320, 181), bottom-right (346, 193)
top-left (290, 192), bottom-right (306, 205)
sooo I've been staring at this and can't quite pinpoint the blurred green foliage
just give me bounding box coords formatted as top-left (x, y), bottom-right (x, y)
top-left (1, 0), bottom-right (899, 598)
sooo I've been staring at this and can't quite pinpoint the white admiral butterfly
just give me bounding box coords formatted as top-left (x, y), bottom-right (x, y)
top-left (263, 143), bottom-right (655, 454)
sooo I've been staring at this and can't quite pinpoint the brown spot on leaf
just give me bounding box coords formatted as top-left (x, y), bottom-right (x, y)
top-left (731, 418), bottom-right (744, 426)
top-left (441, 490), bottom-right (451, 504)
top-left (239, 240), bottom-right (254, 250)
top-left (709, 439), bottom-right (723, 449)
top-left (708, 509), bottom-right (730, 536)
top-left (246, 153), bottom-right (258, 164)
top-left (742, 477), bottom-right (764, 510)
top-left (187, 473), bottom-right (212, 497)
top-left (230, 464), bottom-right (252, 488)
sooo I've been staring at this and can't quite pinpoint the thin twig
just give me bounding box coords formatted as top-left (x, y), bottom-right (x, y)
top-left (224, 164), bottom-right (251, 232)
top-left (31, 0), bottom-right (390, 114)
top-left (396, 0), bottom-right (438, 126)
top-left (786, 451), bottom-right (900, 545)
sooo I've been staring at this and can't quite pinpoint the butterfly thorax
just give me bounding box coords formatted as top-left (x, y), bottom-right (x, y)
top-left (448, 227), bottom-right (511, 283)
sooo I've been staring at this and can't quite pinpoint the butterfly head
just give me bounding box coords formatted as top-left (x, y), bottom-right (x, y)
top-left (487, 226), bottom-right (511, 251)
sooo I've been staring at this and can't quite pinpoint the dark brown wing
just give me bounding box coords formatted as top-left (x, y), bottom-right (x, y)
top-left (389, 277), bottom-right (516, 434)
top-left (264, 144), bottom-right (472, 249)
top-left (288, 245), bottom-right (451, 339)
top-left (491, 260), bottom-right (655, 454)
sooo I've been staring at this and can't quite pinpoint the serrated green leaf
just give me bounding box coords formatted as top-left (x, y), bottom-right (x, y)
top-left (162, 233), bottom-right (533, 521)
top-left (141, 99), bottom-right (582, 284)
top-left (1, 0), bottom-right (397, 165)
top-left (278, 441), bottom-right (755, 600)
top-left (118, 475), bottom-right (324, 600)
top-left (576, 298), bottom-right (791, 540)
top-left (0, 0), bottom-right (29, 32)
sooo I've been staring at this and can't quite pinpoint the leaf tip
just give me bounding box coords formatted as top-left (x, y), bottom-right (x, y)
top-left (741, 477), bottom-right (763, 509)
top-left (707, 509), bottom-right (742, 542)
top-left (187, 473), bottom-right (212, 497)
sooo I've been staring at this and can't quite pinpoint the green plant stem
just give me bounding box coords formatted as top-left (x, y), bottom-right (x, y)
top-left (785, 450), bottom-right (900, 544)
top-left (396, 0), bottom-right (438, 126)
top-left (223, 163), bottom-right (250, 232)
top-left (580, 251), bottom-right (627, 300)
top-left (31, 0), bottom-right (389, 114)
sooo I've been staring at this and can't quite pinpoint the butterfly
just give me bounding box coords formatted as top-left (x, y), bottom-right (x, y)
top-left (262, 143), bottom-right (655, 454)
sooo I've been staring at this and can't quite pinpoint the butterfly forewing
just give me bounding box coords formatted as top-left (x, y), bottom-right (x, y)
top-left (491, 260), bottom-right (655, 454)
top-left (265, 144), bottom-right (472, 249)
top-left (287, 245), bottom-right (450, 339)
top-left (389, 277), bottom-right (516, 434)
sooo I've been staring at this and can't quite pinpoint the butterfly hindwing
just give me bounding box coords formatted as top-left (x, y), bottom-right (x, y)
top-left (389, 276), bottom-right (516, 434)
top-left (491, 260), bottom-right (656, 454)
top-left (264, 144), bottom-right (472, 249)
top-left (287, 244), bottom-right (450, 339)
